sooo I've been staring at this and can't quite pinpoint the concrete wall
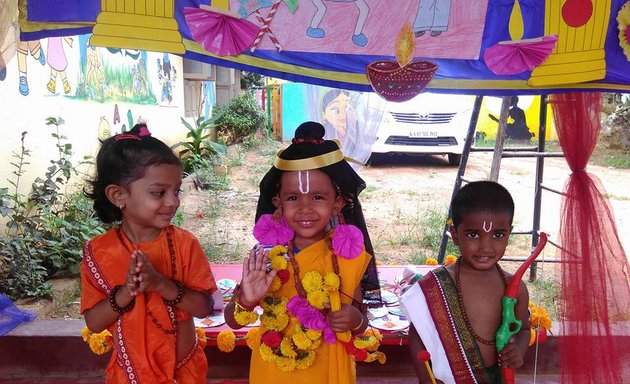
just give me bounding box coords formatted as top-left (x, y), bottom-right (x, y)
top-left (0, 34), bottom-right (189, 197)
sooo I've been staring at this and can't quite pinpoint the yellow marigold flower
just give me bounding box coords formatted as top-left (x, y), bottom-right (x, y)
top-left (217, 330), bottom-right (236, 353)
top-left (305, 328), bottom-right (322, 341)
top-left (259, 344), bottom-right (276, 362)
top-left (309, 338), bottom-right (322, 350)
top-left (276, 356), bottom-right (297, 372)
top-left (265, 312), bottom-right (289, 331)
top-left (323, 272), bottom-right (340, 290)
top-left (443, 254), bottom-right (458, 266)
top-left (270, 254), bottom-right (288, 271)
top-left (81, 326), bottom-right (92, 342)
top-left (296, 351), bottom-right (316, 370)
top-left (528, 301), bottom-right (535, 309)
top-left (425, 257), bottom-right (439, 265)
top-left (540, 316), bottom-right (552, 330)
top-left (354, 335), bottom-right (378, 350)
top-left (302, 271), bottom-right (323, 292)
top-left (363, 328), bottom-right (383, 342)
top-left (88, 331), bottom-right (112, 355)
top-left (270, 276), bottom-right (282, 292)
top-left (280, 338), bottom-right (297, 358)
top-left (447, 218), bottom-right (453, 226)
top-left (196, 327), bottom-right (208, 348)
top-left (529, 328), bottom-right (536, 346)
top-left (235, 310), bottom-right (259, 326)
top-left (245, 327), bottom-right (260, 350)
top-left (292, 331), bottom-right (313, 350)
top-left (307, 289), bottom-right (329, 309)
top-left (269, 245), bottom-right (287, 258)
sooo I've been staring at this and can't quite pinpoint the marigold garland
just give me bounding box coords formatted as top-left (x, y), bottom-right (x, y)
top-left (425, 257), bottom-right (439, 265)
top-left (196, 327), bottom-right (208, 348)
top-left (217, 330), bottom-right (236, 352)
top-left (81, 326), bottom-right (113, 355)
top-left (443, 254), bottom-right (458, 266)
top-left (245, 327), bottom-right (260, 350)
top-left (231, 242), bottom-right (384, 372)
top-left (528, 301), bottom-right (553, 346)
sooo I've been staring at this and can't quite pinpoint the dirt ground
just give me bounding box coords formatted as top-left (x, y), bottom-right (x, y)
top-left (18, 143), bottom-right (630, 320)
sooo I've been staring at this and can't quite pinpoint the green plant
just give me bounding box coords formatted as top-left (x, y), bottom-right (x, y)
top-left (172, 116), bottom-right (228, 174)
top-left (0, 118), bottom-right (107, 300)
top-left (214, 92), bottom-right (266, 144)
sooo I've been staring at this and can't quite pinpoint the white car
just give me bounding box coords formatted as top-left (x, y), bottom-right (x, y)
top-left (370, 92), bottom-right (475, 166)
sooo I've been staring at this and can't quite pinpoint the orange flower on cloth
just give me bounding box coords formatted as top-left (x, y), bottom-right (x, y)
top-left (217, 329), bottom-right (236, 352)
top-left (617, 1), bottom-right (630, 61)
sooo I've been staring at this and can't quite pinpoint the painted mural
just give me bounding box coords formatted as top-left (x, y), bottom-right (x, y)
top-left (233, 0), bottom-right (488, 59)
top-left (4, 32), bottom-right (177, 108)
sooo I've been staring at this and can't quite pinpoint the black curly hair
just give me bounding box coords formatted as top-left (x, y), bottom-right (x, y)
top-left (256, 121), bottom-right (380, 297)
top-left (85, 123), bottom-right (180, 223)
top-left (450, 180), bottom-right (515, 228)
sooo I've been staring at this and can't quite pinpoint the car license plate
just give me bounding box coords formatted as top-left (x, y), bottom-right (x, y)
top-left (409, 131), bottom-right (437, 137)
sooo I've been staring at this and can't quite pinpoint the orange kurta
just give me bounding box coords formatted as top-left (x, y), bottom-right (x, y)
top-left (249, 238), bottom-right (371, 384)
top-left (81, 226), bottom-right (217, 384)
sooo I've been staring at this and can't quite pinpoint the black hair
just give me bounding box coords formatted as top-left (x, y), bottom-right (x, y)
top-left (256, 121), bottom-right (380, 296)
top-left (85, 123), bottom-right (181, 223)
top-left (450, 181), bottom-right (515, 228)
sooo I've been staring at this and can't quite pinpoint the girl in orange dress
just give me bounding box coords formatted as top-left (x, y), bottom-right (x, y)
top-left (81, 123), bottom-right (217, 384)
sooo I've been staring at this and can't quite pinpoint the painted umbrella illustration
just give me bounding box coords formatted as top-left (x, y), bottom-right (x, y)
top-left (484, 35), bottom-right (558, 76)
top-left (184, 5), bottom-right (260, 57)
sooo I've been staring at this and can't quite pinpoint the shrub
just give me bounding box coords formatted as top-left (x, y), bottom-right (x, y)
top-left (172, 116), bottom-right (227, 175)
top-left (0, 118), bottom-right (107, 300)
top-left (214, 92), bottom-right (266, 144)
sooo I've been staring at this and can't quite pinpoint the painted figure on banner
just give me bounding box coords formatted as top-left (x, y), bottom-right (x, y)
top-left (46, 36), bottom-right (73, 95)
top-left (306, 0), bottom-right (370, 46)
top-left (16, 40), bottom-right (45, 96)
top-left (413, 0), bottom-right (451, 37)
top-left (321, 89), bottom-right (359, 157)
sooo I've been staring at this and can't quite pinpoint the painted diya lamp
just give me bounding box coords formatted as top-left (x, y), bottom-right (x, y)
top-left (366, 23), bottom-right (437, 102)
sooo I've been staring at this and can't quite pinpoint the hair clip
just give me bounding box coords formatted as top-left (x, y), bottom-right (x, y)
top-left (115, 134), bottom-right (141, 141)
top-left (114, 126), bottom-right (152, 141)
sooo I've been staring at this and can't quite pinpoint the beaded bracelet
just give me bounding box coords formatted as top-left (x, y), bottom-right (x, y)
top-left (163, 280), bottom-right (184, 307)
top-left (109, 285), bottom-right (135, 314)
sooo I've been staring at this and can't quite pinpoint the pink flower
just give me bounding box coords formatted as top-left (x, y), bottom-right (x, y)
top-left (332, 224), bottom-right (364, 259)
top-left (261, 331), bottom-right (282, 348)
top-left (252, 214), bottom-right (294, 246)
top-left (286, 296), bottom-right (337, 344)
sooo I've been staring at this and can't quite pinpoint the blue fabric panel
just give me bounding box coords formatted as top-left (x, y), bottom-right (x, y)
top-left (27, 0), bottom-right (100, 22)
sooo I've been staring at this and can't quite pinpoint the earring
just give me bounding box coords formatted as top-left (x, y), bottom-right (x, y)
top-left (118, 203), bottom-right (125, 210)
top-left (332, 214), bottom-right (364, 260)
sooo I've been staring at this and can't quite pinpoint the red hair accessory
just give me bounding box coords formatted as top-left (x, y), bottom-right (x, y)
top-left (115, 126), bottom-right (152, 141)
top-left (291, 137), bottom-right (325, 145)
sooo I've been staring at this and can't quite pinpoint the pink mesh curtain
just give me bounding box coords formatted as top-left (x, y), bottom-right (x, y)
top-left (550, 92), bottom-right (630, 383)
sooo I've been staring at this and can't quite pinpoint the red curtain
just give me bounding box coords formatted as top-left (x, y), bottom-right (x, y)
top-left (550, 92), bottom-right (630, 383)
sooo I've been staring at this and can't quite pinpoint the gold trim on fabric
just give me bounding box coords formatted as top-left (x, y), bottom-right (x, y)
top-left (274, 149), bottom-right (344, 171)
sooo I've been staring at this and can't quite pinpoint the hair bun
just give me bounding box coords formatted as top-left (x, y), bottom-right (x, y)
top-left (294, 121), bottom-right (325, 140)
